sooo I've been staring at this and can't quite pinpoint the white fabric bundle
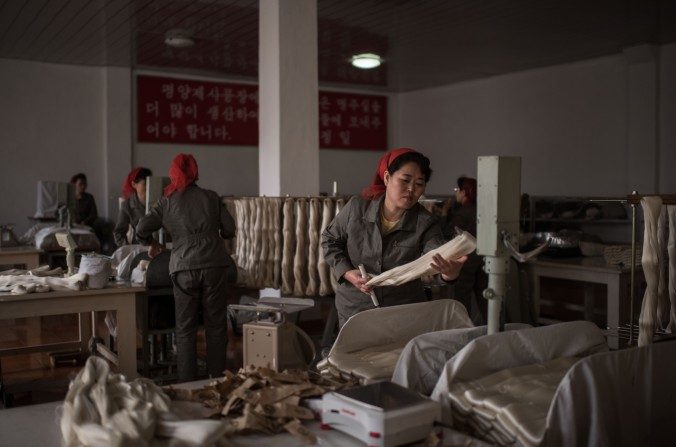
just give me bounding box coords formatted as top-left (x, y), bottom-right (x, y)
top-left (60, 356), bottom-right (228, 447)
top-left (258, 199), bottom-right (269, 289)
top-left (0, 272), bottom-right (87, 294)
top-left (272, 198), bottom-right (283, 289)
top-left (657, 206), bottom-right (670, 328)
top-left (639, 196), bottom-right (662, 346)
top-left (112, 245), bottom-right (148, 280)
top-left (281, 198), bottom-right (296, 295)
top-left (293, 199), bottom-right (309, 296)
top-left (668, 206), bottom-right (676, 332)
top-left (392, 324), bottom-right (531, 395)
top-left (79, 254), bottom-right (112, 289)
top-left (366, 231), bottom-right (476, 288)
top-left (306, 198), bottom-right (321, 296)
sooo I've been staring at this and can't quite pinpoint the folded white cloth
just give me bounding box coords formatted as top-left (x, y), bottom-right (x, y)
top-left (366, 231), bottom-right (476, 288)
top-left (0, 272), bottom-right (87, 294)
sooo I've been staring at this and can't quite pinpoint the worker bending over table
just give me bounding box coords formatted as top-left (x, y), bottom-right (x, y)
top-left (321, 147), bottom-right (467, 328)
top-left (113, 166), bottom-right (152, 247)
top-left (136, 153), bottom-right (235, 381)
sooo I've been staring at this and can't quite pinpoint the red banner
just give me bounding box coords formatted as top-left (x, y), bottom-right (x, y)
top-left (137, 75), bottom-right (387, 150)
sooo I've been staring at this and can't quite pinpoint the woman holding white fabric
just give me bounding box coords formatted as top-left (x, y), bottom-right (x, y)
top-left (321, 148), bottom-right (467, 327)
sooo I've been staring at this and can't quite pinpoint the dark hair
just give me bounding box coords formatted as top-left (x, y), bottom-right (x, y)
top-left (70, 173), bottom-right (87, 184)
top-left (133, 168), bottom-right (153, 183)
top-left (387, 152), bottom-right (433, 182)
top-left (457, 176), bottom-right (477, 204)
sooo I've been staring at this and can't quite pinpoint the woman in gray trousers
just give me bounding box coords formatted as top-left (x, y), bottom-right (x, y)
top-left (136, 153), bottom-right (235, 381)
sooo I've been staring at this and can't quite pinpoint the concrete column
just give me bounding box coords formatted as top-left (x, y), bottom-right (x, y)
top-left (103, 67), bottom-right (133, 218)
top-left (259, 0), bottom-right (319, 196)
top-left (623, 45), bottom-right (659, 194)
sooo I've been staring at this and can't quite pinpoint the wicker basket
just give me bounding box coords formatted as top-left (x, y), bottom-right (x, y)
top-left (604, 245), bottom-right (642, 266)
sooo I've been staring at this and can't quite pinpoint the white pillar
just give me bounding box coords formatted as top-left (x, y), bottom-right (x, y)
top-left (103, 67), bottom-right (133, 218)
top-left (259, 0), bottom-right (319, 196)
top-left (624, 44), bottom-right (659, 193)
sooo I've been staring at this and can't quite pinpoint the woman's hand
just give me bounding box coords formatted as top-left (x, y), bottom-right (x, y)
top-left (148, 242), bottom-right (163, 259)
top-left (430, 254), bottom-right (467, 281)
top-left (343, 269), bottom-right (373, 295)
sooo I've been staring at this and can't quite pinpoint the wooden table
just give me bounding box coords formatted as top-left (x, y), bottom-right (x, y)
top-left (0, 246), bottom-right (42, 270)
top-left (0, 284), bottom-right (145, 378)
top-left (526, 256), bottom-right (644, 348)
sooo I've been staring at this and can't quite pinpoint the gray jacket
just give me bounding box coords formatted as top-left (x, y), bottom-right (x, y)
top-left (136, 184), bottom-right (235, 274)
top-left (113, 192), bottom-right (146, 247)
top-left (321, 195), bottom-right (446, 325)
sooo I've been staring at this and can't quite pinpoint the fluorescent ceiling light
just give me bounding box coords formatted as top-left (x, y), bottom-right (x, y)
top-left (351, 53), bottom-right (383, 69)
top-left (164, 29), bottom-right (194, 48)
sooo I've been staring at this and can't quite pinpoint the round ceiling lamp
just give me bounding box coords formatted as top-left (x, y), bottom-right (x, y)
top-left (350, 53), bottom-right (383, 69)
top-left (164, 29), bottom-right (194, 48)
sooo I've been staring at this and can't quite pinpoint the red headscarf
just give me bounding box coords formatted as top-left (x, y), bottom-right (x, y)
top-left (164, 153), bottom-right (199, 196)
top-left (122, 167), bottom-right (143, 199)
top-left (361, 147), bottom-right (416, 200)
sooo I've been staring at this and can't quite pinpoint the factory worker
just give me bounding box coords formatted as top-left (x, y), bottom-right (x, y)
top-left (445, 176), bottom-right (488, 323)
top-left (136, 154), bottom-right (235, 381)
top-left (322, 148), bottom-right (467, 328)
top-left (113, 167), bottom-right (152, 247)
top-left (70, 173), bottom-right (98, 226)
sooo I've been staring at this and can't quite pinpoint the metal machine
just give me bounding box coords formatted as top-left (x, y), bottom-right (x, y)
top-left (230, 297), bottom-right (316, 371)
top-left (322, 381), bottom-right (440, 447)
top-left (477, 156), bottom-right (548, 334)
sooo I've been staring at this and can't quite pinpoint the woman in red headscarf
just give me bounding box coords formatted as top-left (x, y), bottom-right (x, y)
top-left (136, 154), bottom-right (235, 381)
top-left (321, 148), bottom-right (467, 327)
top-left (113, 167), bottom-right (152, 247)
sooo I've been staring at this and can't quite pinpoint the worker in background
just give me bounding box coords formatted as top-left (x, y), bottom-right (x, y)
top-left (322, 148), bottom-right (467, 328)
top-left (70, 173), bottom-right (97, 226)
top-left (136, 154), bottom-right (235, 381)
top-left (445, 176), bottom-right (488, 323)
top-left (113, 167), bottom-right (152, 247)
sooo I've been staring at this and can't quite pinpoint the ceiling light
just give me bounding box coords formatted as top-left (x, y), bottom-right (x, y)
top-left (164, 29), bottom-right (194, 48)
top-left (350, 53), bottom-right (383, 69)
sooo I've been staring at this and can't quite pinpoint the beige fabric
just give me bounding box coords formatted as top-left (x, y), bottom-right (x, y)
top-left (306, 198), bottom-right (321, 296)
top-left (258, 198), bottom-right (269, 289)
top-left (431, 321), bottom-right (608, 426)
top-left (281, 198), bottom-right (295, 295)
top-left (60, 356), bottom-right (228, 447)
top-left (0, 272), bottom-right (87, 294)
top-left (293, 199), bottom-right (308, 296)
top-left (639, 196), bottom-right (662, 346)
top-left (449, 357), bottom-right (579, 447)
top-left (318, 299), bottom-right (473, 383)
top-left (328, 198), bottom-right (345, 294)
top-left (318, 198), bottom-right (335, 296)
top-left (366, 231), bottom-right (477, 288)
top-left (668, 206), bottom-right (676, 332)
top-left (272, 198), bottom-right (282, 289)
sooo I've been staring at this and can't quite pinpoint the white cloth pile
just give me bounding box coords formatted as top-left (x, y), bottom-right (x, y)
top-left (638, 197), bottom-right (676, 345)
top-left (318, 299), bottom-right (473, 383)
top-left (111, 245), bottom-right (149, 280)
top-left (79, 254), bottom-right (112, 289)
top-left (20, 224), bottom-right (100, 252)
top-left (60, 356), bottom-right (229, 447)
top-left (229, 196), bottom-right (346, 296)
top-left (0, 265), bottom-right (86, 294)
top-left (365, 231), bottom-right (477, 287)
top-left (392, 324), bottom-right (531, 395)
top-left (430, 321), bottom-right (608, 445)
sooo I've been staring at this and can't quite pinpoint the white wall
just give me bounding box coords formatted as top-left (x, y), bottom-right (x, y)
top-left (0, 59), bottom-right (105, 235)
top-left (660, 43), bottom-right (676, 194)
top-left (398, 55), bottom-right (635, 196)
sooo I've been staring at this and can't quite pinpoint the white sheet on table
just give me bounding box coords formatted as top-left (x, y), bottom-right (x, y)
top-left (317, 299), bottom-right (473, 383)
top-left (392, 323), bottom-right (531, 395)
top-left (542, 339), bottom-right (676, 447)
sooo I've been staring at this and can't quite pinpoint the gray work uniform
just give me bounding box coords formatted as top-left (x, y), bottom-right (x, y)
top-left (136, 184), bottom-right (235, 380)
top-left (321, 195), bottom-right (446, 327)
top-left (113, 192), bottom-right (146, 247)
